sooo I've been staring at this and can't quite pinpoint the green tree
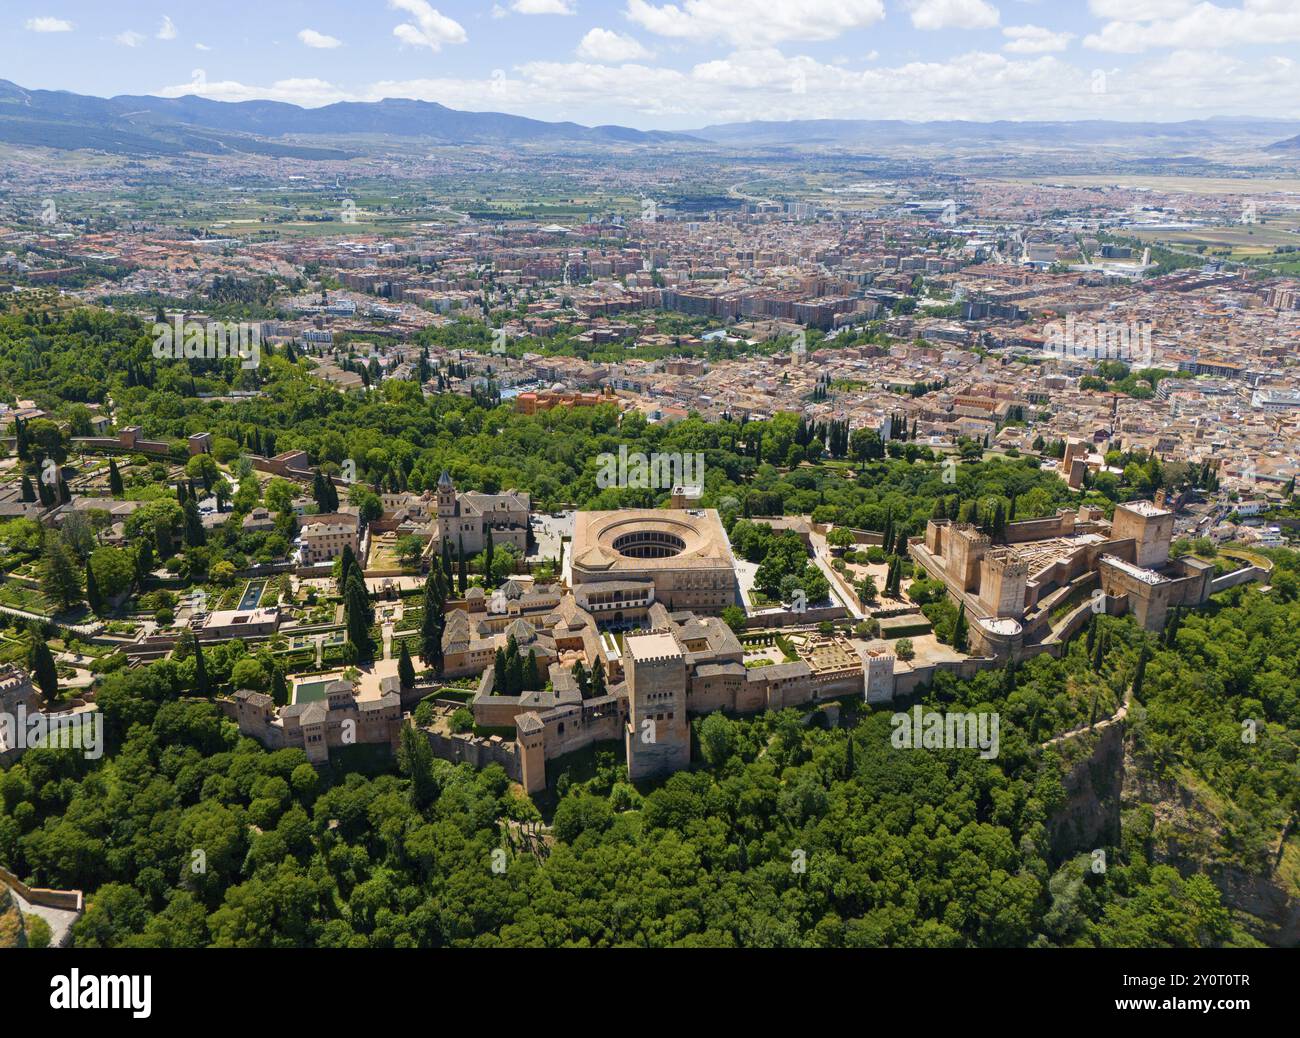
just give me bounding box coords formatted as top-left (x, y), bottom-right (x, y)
top-left (343, 569), bottom-right (374, 660)
top-left (398, 641), bottom-right (416, 690)
top-left (85, 557), bottom-right (103, 615)
top-left (40, 530), bottom-right (82, 612)
top-left (28, 634), bottom-right (59, 700)
top-left (721, 605), bottom-right (747, 634)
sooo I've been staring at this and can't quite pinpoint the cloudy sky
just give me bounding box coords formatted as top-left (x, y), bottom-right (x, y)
top-left (5, 1), bottom-right (1300, 127)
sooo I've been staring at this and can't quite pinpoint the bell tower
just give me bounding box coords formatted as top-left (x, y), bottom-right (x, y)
top-left (436, 470), bottom-right (457, 520)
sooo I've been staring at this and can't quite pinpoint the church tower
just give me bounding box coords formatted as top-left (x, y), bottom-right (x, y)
top-left (436, 470), bottom-right (457, 521)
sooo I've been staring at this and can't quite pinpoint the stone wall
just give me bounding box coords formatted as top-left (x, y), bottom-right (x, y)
top-left (423, 727), bottom-right (522, 782)
top-left (0, 864), bottom-right (84, 912)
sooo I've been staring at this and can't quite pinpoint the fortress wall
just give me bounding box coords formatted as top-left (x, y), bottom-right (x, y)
top-left (1210, 566), bottom-right (1266, 593)
top-left (423, 728), bottom-right (522, 782)
top-left (0, 865), bottom-right (83, 912)
top-left (1003, 511), bottom-right (1075, 544)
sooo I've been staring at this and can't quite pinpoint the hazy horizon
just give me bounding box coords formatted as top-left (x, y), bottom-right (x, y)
top-left (7, 0), bottom-right (1300, 130)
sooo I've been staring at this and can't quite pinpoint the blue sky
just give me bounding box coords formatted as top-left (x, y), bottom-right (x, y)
top-left (5, 1), bottom-right (1300, 128)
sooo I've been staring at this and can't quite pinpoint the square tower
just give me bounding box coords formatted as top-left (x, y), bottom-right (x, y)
top-left (1112, 501), bottom-right (1174, 570)
top-left (624, 632), bottom-right (689, 781)
top-left (944, 524), bottom-right (990, 592)
top-left (979, 548), bottom-right (1029, 619)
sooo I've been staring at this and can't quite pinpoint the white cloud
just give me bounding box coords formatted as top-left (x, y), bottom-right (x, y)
top-left (512, 0), bottom-right (576, 13)
top-left (115, 30), bottom-right (146, 48)
top-left (157, 16), bottom-right (177, 40)
top-left (1088, 0), bottom-right (1197, 19)
top-left (577, 28), bottom-right (653, 61)
top-left (1086, 1), bottom-right (1300, 52)
top-left (153, 35), bottom-right (1300, 124)
top-left (194, 43), bottom-right (211, 51)
top-left (158, 76), bottom-right (350, 106)
top-left (25, 16), bottom-right (73, 32)
top-left (908, 0), bottom-right (1000, 31)
top-left (625, 0), bottom-right (884, 46)
top-left (299, 28), bottom-right (343, 49)
top-left (1003, 24), bottom-right (1073, 53)
top-left (389, 0), bottom-right (467, 51)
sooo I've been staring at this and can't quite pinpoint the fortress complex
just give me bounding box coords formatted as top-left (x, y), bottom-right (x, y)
top-left (569, 508), bottom-right (739, 618)
top-left (911, 500), bottom-right (1216, 657)
top-left (467, 599), bottom-right (883, 792)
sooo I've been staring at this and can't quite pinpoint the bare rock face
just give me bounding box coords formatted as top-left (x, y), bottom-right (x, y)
top-left (1044, 718), bottom-right (1299, 947)
top-left (1045, 723), bottom-right (1125, 864)
top-left (1120, 733), bottom-right (1300, 948)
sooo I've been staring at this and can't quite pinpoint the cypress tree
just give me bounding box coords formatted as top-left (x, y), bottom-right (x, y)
top-left (29, 635), bottom-right (58, 701)
top-left (339, 544), bottom-right (358, 595)
top-left (183, 499), bottom-right (205, 547)
top-left (194, 638), bottom-right (209, 695)
top-left (1132, 640), bottom-right (1150, 698)
top-left (343, 569), bottom-right (374, 659)
top-left (420, 570), bottom-right (445, 674)
top-left (505, 648), bottom-right (523, 696)
top-left (271, 666), bottom-right (289, 707)
top-left (493, 647), bottom-right (508, 694)
top-left (108, 458), bottom-right (124, 497)
top-left (398, 641), bottom-right (416, 690)
top-left (85, 558), bottom-right (102, 615)
top-left (134, 539), bottom-right (154, 588)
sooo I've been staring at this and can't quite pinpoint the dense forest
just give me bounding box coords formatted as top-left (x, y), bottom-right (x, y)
top-left (0, 580), bottom-right (1294, 947)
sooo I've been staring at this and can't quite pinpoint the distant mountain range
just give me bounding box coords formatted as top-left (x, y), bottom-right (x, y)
top-left (3, 80), bottom-right (1300, 158)
top-left (688, 117), bottom-right (1300, 152)
top-left (0, 79), bottom-right (694, 158)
